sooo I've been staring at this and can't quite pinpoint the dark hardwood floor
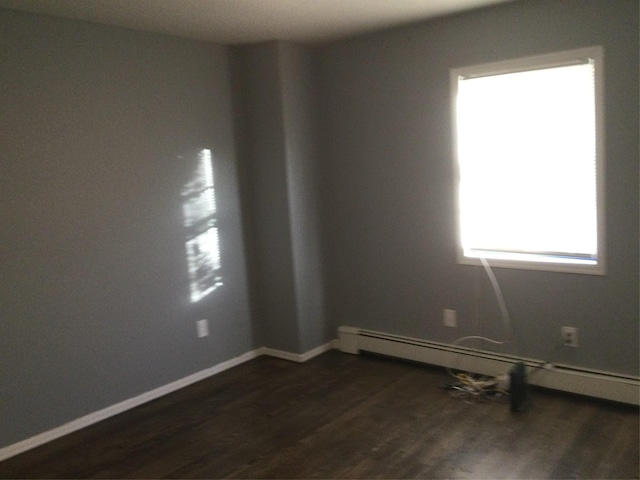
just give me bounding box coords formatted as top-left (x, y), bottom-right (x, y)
top-left (1, 350), bottom-right (638, 479)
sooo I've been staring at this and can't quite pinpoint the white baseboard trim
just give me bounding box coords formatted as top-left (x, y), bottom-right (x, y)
top-left (260, 341), bottom-right (335, 363)
top-left (338, 326), bottom-right (640, 406)
top-left (0, 342), bottom-right (335, 462)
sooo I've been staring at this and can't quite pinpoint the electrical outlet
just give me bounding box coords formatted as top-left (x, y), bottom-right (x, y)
top-left (196, 319), bottom-right (209, 338)
top-left (443, 309), bottom-right (457, 328)
top-left (561, 326), bottom-right (578, 347)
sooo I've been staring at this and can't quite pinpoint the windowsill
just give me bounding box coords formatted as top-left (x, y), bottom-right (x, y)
top-left (458, 253), bottom-right (606, 276)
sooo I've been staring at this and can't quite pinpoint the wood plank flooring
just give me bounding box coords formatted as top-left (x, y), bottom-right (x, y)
top-left (0, 350), bottom-right (638, 479)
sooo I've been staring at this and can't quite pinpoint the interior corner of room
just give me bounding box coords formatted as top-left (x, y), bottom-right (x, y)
top-left (0, 0), bottom-right (638, 464)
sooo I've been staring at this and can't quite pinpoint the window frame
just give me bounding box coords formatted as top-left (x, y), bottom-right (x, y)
top-left (450, 46), bottom-right (606, 275)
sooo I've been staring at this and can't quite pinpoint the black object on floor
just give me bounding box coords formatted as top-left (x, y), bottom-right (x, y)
top-left (510, 362), bottom-right (531, 412)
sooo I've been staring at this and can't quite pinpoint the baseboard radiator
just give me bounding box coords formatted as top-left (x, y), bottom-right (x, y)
top-left (338, 326), bottom-right (639, 406)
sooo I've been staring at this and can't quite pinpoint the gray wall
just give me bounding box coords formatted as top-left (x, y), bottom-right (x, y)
top-left (231, 42), bottom-right (327, 353)
top-left (1, 0), bottom-right (638, 454)
top-left (279, 43), bottom-right (328, 352)
top-left (0, 10), bottom-right (253, 447)
top-left (231, 43), bottom-right (300, 352)
top-left (317, 0), bottom-right (639, 376)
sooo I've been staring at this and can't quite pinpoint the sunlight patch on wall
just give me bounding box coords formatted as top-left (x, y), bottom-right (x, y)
top-left (182, 148), bottom-right (222, 303)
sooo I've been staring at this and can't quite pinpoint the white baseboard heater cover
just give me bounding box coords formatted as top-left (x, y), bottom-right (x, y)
top-left (338, 326), bottom-right (639, 406)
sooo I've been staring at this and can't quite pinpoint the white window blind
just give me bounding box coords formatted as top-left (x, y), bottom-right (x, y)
top-left (452, 47), bottom-right (604, 274)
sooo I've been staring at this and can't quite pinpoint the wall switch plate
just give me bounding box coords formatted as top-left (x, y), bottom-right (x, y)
top-left (443, 309), bottom-right (457, 328)
top-left (196, 319), bottom-right (209, 338)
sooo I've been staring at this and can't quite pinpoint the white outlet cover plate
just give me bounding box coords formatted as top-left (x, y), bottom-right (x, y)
top-left (196, 319), bottom-right (209, 338)
top-left (561, 326), bottom-right (578, 347)
top-left (443, 309), bottom-right (457, 328)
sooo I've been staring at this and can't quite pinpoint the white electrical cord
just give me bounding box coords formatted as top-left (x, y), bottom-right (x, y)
top-left (479, 256), bottom-right (512, 334)
top-left (452, 335), bottom-right (505, 347)
top-left (445, 335), bottom-right (505, 380)
top-left (446, 257), bottom-right (516, 401)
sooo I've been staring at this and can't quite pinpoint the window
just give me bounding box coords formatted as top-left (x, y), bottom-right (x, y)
top-left (182, 148), bottom-right (223, 302)
top-left (451, 46), bottom-right (605, 274)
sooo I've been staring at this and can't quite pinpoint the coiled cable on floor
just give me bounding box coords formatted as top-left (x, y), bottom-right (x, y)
top-left (446, 257), bottom-right (515, 402)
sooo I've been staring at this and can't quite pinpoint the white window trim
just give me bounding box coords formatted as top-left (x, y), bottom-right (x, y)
top-left (450, 46), bottom-right (606, 275)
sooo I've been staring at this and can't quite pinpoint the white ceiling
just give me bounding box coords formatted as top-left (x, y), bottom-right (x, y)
top-left (0, 0), bottom-right (514, 45)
